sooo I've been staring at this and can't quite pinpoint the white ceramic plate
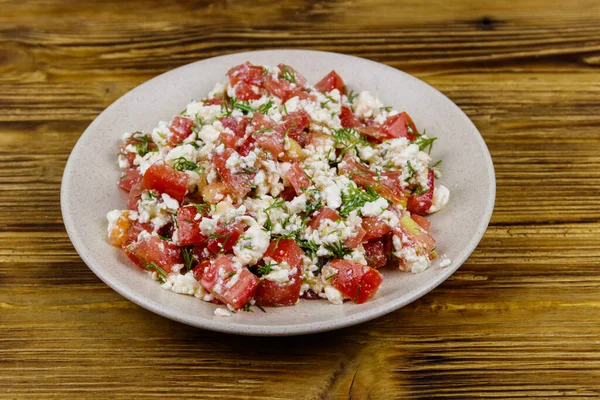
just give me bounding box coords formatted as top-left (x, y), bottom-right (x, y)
top-left (61, 50), bottom-right (495, 336)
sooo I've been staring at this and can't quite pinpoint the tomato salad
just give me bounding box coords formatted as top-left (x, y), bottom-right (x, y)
top-left (107, 62), bottom-right (450, 316)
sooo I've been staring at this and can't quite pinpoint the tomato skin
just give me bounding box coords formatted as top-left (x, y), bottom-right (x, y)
top-left (200, 255), bottom-right (259, 310)
top-left (328, 260), bottom-right (383, 304)
top-left (204, 98), bottom-right (223, 106)
top-left (407, 170), bottom-right (435, 215)
top-left (142, 162), bottom-right (189, 203)
top-left (212, 148), bottom-right (254, 198)
top-left (279, 185), bottom-right (297, 202)
top-left (127, 183), bottom-right (146, 210)
top-left (176, 205), bottom-right (208, 246)
top-left (411, 214), bottom-right (431, 231)
top-left (340, 106), bottom-right (360, 128)
top-left (362, 216), bottom-right (392, 241)
top-left (314, 70), bottom-right (345, 93)
top-left (191, 259), bottom-right (211, 281)
top-left (286, 162), bottom-right (311, 195)
top-left (275, 110), bottom-right (311, 147)
top-left (237, 135), bottom-right (256, 156)
top-left (118, 168), bottom-right (142, 192)
top-left (169, 116), bottom-right (195, 144)
top-left (255, 131), bottom-right (285, 159)
top-left (263, 65), bottom-right (308, 102)
top-left (125, 235), bottom-right (183, 274)
top-left (206, 219), bottom-right (245, 254)
top-left (219, 116), bottom-right (249, 138)
top-left (382, 112), bottom-right (418, 141)
top-left (227, 62), bottom-right (266, 87)
top-left (264, 239), bottom-right (303, 268)
top-left (308, 207), bottom-right (341, 229)
top-left (234, 81), bottom-right (262, 101)
top-left (363, 239), bottom-right (389, 268)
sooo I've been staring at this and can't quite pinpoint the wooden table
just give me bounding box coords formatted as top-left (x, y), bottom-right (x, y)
top-left (2, 1), bottom-right (600, 398)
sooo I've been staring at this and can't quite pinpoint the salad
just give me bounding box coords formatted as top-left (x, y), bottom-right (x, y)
top-left (107, 62), bottom-right (450, 316)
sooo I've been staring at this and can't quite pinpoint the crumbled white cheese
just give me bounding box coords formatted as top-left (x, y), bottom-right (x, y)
top-left (429, 184), bottom-right (450, 213)
top-left (233, 218), bottom-right (270, 265)
top-left (352, 91), bottom-right (383, 119)
top-left (214, 308), bottom-right (232, 317)
top-left (360, 197), bottom-right (389, 217)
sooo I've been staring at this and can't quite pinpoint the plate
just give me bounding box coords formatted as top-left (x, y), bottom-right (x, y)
top-left (61, 50), bottom-right (495, 336)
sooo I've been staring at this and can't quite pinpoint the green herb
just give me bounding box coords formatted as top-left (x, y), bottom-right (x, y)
top-left (146, 191), bottom-right (158, 201)
top-left (235, 167), bottom-right (258, 175)
top-left (339, 184), bottom-right (384, 217)
top-left (189, 142), bottom-right (200, 149)
top-left (380, 106), bottom-right (392, 112)
top-left (242, 303), bottom-right (253, 312)
top-left (353, 284), bottom-right (362, 303)
top-left (324, 241), bottom-right (352, 259)
top-left (146, 262), bottom-right (167, 279)
top-left (431, 160), bottom-right (442, 170)
top-left (347, 90), bottom-right (358, 103)
top-left (258, 100), bottom-right (274, 114)
top-left (182, 247), bottom-right (194, 273)
top-left (228, 271), bottom-right (237, 278)
top-left (298, 239), bottom-right (319, 258)
top-left (129, 132), bottom-right (155, 157)
top-left (326, 272), bottom-right (338, 281)
top-left (414, 136), bottom-right (437, 154)
top-left (256, 304), bottom-right (267, 313)
top-left (304, 197), bottom-right (324, 219)
top-left (412, 186), bottom-right (430, 196)
top-left (231, 98), bottom-right (253, 114)
top-left (332, 128), bottom-right (367, 148)
top-left (171, 157), bottom-right (200, 172)
top-left (404, 160), bottom-right (416, 182)
top-left (157, 234), bottom-right (171, 241)
top-left (189, 202), bottom-right (210, 215)
top-left (278, 65), bottom-right (296, 84)
top-left (258, 262), bottom-right (278, 276)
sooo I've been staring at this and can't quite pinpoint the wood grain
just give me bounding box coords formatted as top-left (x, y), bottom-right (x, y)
top-left (1, 0), bottom-right (600, 398)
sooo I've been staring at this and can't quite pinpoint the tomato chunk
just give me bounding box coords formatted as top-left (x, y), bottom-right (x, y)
top-left (176, 205), bottom-right (208, 246)
top-left (398, 213), bottom-right (436, 253)
top-left (191, 259), bottom-right (211, 281)
top-left (206, 219), bottom-right (245, 254)
top-left (264, 239), bottom-right (303, 268)
top-left (363, 239), bottom-right (389, 268)
top-left (118, 168), bottom-right (142, 192)
top-left (308, 207), bottom-right (340, 229)
top-left (227, 62), bottom-right (266, 87)
top-left (286, 162), bottom-right (311, 195)
top-left (169, 116), bottom-right (195, 144)
top-left (411, 214), bottom-right (431, 231)
top-left (340, 106), bottom-right (360, 128)
top-left (200, 255), bottom-right (259, 310)
top-left (343, 225), bottom-right (366, 249)
top-left (233, 81), bottom-right (262, 101)
top-left (314, 70), bottom-right (345, 93)
top-left (125, 235), bottom-right (182, 274)
top-left (407, 170), bottom-right (435, 215)
top-left (212, 148), bottom-right (254, 198)
top-left (275, 110), bottom-right (311, 147)
top-left (127, 183), bottom-right (146, 210)
top-left (219, 116), bottom-right (249, 138)
top-left (362, 216), bottom-right (392, 241)
top-left (382, 112), bottom-right (418, 141)
top-left (255, 131), bottom-right (285, 159)
top-left (328, 260), bottom-right (383, 304)
top-left (142, 162), bottom-right (189, 203)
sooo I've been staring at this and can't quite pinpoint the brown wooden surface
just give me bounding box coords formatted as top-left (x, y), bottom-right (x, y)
top-left (2, 0), bottom-right (600, 398)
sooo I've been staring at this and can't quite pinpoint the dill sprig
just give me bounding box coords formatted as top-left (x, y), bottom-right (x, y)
top-left (182, 247), bottom-right (195, 273)
top-left (404, 160), bottom-right (416, 182)
top-left (171, 157), bottom-right (200, 172)
top-left (324, 241), bottom-right (352, 259)
top-left (258, 100), bottom-right (274, 114)
top-left (146, 261), bottom-right (168, 279)
top-left (278, 65), bottom-right (296, 84)
top-left (414, 135), bottom-right (437, 154)
top-left (332, 128), bottom-right (367, 148)
top-left (129, 132), bottom-right (155, 157)
top-left (339, 184), bottom-right (383, 217)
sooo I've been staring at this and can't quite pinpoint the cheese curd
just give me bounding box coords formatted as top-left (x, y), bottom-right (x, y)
top-left (107, 62), bottom-right (450, 313)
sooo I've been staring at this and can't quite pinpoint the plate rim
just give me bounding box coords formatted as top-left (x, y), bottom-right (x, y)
top-left (61, 49), bottom-right (496, 336)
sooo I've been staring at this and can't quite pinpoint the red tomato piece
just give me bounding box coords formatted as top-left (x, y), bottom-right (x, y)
top-left (314, 70), bottom-right (345, 93)
top-left (264, 75), bottom-right (294, 102)
top-left (191, 259), bottom-right (211, 281)
top-left (407, 169), bottom-right (435, 215)
top-left (119, 135), bottom-right (157, 166)
top-left (343, 225), bottom-right (366, 249)
top-left (398, 214), bottom-right (436, 253)
top-left (217, 131), bottom-right (238, 149)
top-left (169, 116), bottom-right (195, 144)
top-left (278, 64), bottom-right (307, 87)
top-left (340, 106), bottom-right (360, 128)
top-left (203, 98), bottom-right (224, 106)
top-left (219, 116), bottom-right (249, 138)
top-left (237, 135), bottom-right (256, 156)
top-left (411, 214), bottom-right (431, 231)
top-left (176, 205), bottom-right (208, 246)
top-left (382, 112), bottom-right (418, 141)
top-left (228, 62), bottom-right (266, 87)
top-left (275, 110), bottom-right (311, 147)
top-left (212, 148), bottom-right (254, 198)
top-left (279, 185), bottom-right (297, 202)
top-left (234, 81), bottom-right (262, 101)
top-left (201, 182), bottom-right (230, 204)
top-left (308, 207), bottom-right (341, 229)
top-left (286, 162), bottom-right (311, 195)
top-left (127, 183), bottom-right (146, 210)
top-left (125, 220), bottom-right (153, 247)
top-left (363, 239), bottom-right (389, 268)
top-left (255, 131), bottom-right (285, 159)
top-left (125, 235), bottom-right (183, 274)
top-left (328, 260), bottom-right (383, 304)
top-left (362, 216), bottom-right (392, 241)
top-left (206, 220), bottom-right (245, 254)
top-left (142, 162), bottom-right (189, 203)
top-left (118, 168), bottom-right (142, 192)
top-left (200, 255), bottom-right (259, 310)
top-left (264, 239), bottom-right (304, 268)
top-left (250, 112), bottom-right (275, 131)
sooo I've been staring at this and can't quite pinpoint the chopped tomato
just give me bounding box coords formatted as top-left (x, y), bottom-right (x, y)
top-left (411, 214), bottom-right (431, 231)
top-left (217, 131), bottom-right (238, 149)
top-left (234, 81), bottom-right (262, 101)
top-left (250, 112), bottom-right (275, 131)
top-left (255, 131), bottom-right (285, 159)
top-left (176, 205), bottom-right (208, 246)
top-left (278, 64), bottom-right (307, 87)
top-left (407, 170), bottom-right (435, 215)
top-left (127, 183), bottom-right (145, 210)
top-left (219, 116), bottom-right (249, 137)
top-left (169, 116), bottom-right (195, 144)
top-left (314, 70), bottom-right (345, 93)
top-left (108, 211), bottom-right (133, 247)
top-left (212, 148), bottom-right (254, 198)
top-left (264, 239), bottom-right (304, 268)
top-left (200, 255), bottom-right (259, 310)
top-left (328, 260), bottom-right (383, 304)
top-left (227, 62), bottom-right (265, 87)
top-left (363, 239), bottom-right (389, 268)
top-left (263, 65), bottom-right (309, 103)
top-left (381, 112), bottom-right (418, 141)
top-left (398, 213), bottom-right (436, 253)
top-left (191, 259), bottom-right (211, 281)
top-left (142, 162), bottom-right (189, 203)
top-left (275, 110), bottom-right (311, 147)
top-left (125, 220), bottom-right (153, 247)
top-left (118, 168), bottom-right (142, 192)
top-left (308, 207), bottom-right (340, 229)
top-left (119, 135), bottom-right (156, 165)
top-left (279, 185), bottom-right (297, 202)
top-left (340, 106), bottom-right (360, 128)
top-left (203, 98), bottom-right (223, 106)
top-left (201, 182), bottom-right (230, 204)
top-left (286, 162), bottom-right (311, 195)
top-left (362, 216), bottom-right (392, 241)
top-left (125, 235), bottom-right (182, 274)
top-left (237, 135), bottom-right (256, 156)
top-left (206, 219), bottom-right (245, 254)
top-left (343, 225), bottom-right (366, 249)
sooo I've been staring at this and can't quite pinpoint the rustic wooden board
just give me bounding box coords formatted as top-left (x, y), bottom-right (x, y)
top-left (1, 0), bottom-right (600, 398)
